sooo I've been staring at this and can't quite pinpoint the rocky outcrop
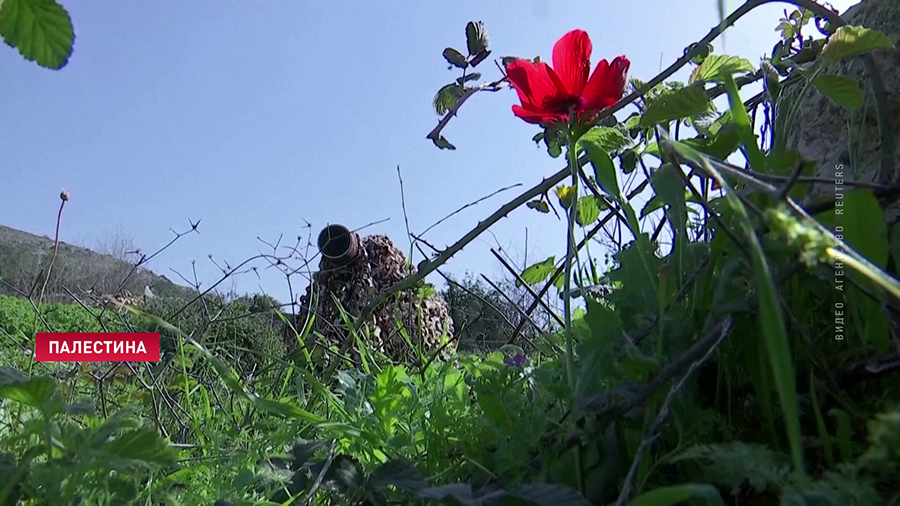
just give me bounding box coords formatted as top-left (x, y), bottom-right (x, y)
top-left (787, 0), bottom-right (899, 196)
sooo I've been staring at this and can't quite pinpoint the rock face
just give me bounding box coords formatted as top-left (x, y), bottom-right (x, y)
top-left (287, 233), bottom-right (454, 365)
top-left (787, 0), bottom-right (899, 197)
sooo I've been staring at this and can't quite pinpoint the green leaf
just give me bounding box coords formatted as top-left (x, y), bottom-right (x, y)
top-left (619, 149), bottom-right (638, 174)
top-left (666, 138), bottom-right (804, 477)
top-left (126, 308), bottom-right (328, 424)
top-left (370, 459), bottom-right (428, 493)
top-left (433, 83), bottom-right (464, 115)
top-left (101, 424), bottom-right (177, 467)
top-left (0, 374), bottom-right (56, 410)
top-left (580, 127), bottom-right (632, 154)
top-left (465, 21), bottom-right (489, 56)
top-left (812, 75), bottom-right (863, 109)
top-left (456, 72), bottom-right (481, 86)
top-left (544, 125), bottom-right (564, 158)
top-left (641, 195), bottom-right (665, 218)
top-left (442, 47), bottom-right (468, 68)
top-left (624, 113), bottom-right (643, 130)
top-left (891, 223), bottom-right (900, 270)
top-left (507, 483), bottom-right (591, 506)
top-left (527, 199), bottom-right (550, 213)
top-left (841, 189), bottom-right (888, 268)
top-left (0, 0), bottom-right (74, 70)
top-left (820, 25), bottom-right (894, 65)
top-left (689, 54), bottom-right (754, 84)
top-left (681, 121), bottom-right (742, 159)
top-left (576, 196), bottom-right (601, 226)
top-left (640, 85), bottom-right (713, 127)
top-left (581, 138), bottom-right (620, 196)
top-left (629, 483), bottom-right (725, 506)
top-left (432, 135), bottom-right (456, 150)
top-left (722, 73), bottom-right (765, 172)
top-left (650, 163), bottom-right (687, 224)
top-left (520, 257), bottom-right (556, 286)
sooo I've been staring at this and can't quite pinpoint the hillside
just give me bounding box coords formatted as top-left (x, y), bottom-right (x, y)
top-left (0, 224), bottom-right (196, 303)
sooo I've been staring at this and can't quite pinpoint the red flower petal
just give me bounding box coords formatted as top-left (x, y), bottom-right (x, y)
top-left (512, 104), bottom-right (561, 125)
top-left (552, 29), bottom-right (592, 97)
top-left (581, 55), bottom-right (630, 112)
top-left (506, 60), bottom-right (566, 111)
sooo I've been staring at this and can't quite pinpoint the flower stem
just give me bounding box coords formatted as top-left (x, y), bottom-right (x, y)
top-left (564, 110), bottom-right (585, 495)
top-left (563, 111), bottom-right (579, 398)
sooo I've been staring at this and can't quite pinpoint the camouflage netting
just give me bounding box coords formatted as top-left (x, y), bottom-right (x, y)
top-left (288, 233), bottom-right (454, 364)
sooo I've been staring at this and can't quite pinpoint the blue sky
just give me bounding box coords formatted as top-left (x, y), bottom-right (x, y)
top-left (0, 0), bottom-right (855, 305)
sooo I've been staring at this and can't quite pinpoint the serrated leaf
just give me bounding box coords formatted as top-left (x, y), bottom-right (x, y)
top-left (0, 0), bottom-right (74, 70)
top-left (101, 424), bottom-right (177, 467)
top-left (433, 83), bottom-right (464, 115)
top-left (527, 199), bottom-right (550, 213)
top-left (0, 374), bottom-right (56, 410)
top-left (580, 127), bottom-right (632, 154)
top-left (812, 75), bottom-right (863, 109)
top-left (465, 21), bottom-right (489, 56)
top-left (821, 25), bottom-right (893, 65)
top-left (520, 257), bottom-right (556, 287)
top-left (624, 114), bottom-right (642, 130)
top-left (442, 47), bottom-right (468, 68)
top-left (576, 196), bottom-right (601, 226)
top-left (640, 85), bottom-right (713, 127)
top-left (508, 483), bottom-right (591, 506)
top-left (690, 54), bottom-right (754, 84)
top-left (370, 459), bottom-right (428, 493)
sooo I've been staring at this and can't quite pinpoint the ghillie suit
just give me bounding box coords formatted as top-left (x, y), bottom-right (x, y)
top-left (286, 229), bottom-right (454, 366)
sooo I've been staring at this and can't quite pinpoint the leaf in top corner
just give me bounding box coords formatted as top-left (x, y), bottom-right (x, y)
top-left (820, 25), bottom-right (894, 65)
top-left (465, 21), bottom-right (489, 56)
top-left (0, 0), bottom-right (75, 70)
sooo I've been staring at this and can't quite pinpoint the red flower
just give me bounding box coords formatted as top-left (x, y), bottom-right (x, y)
top-left (505, 30), bottom-right (630, 126)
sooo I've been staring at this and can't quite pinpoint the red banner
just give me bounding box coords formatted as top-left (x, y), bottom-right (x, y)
top-left (35, 333), bottom-right (161, 362)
